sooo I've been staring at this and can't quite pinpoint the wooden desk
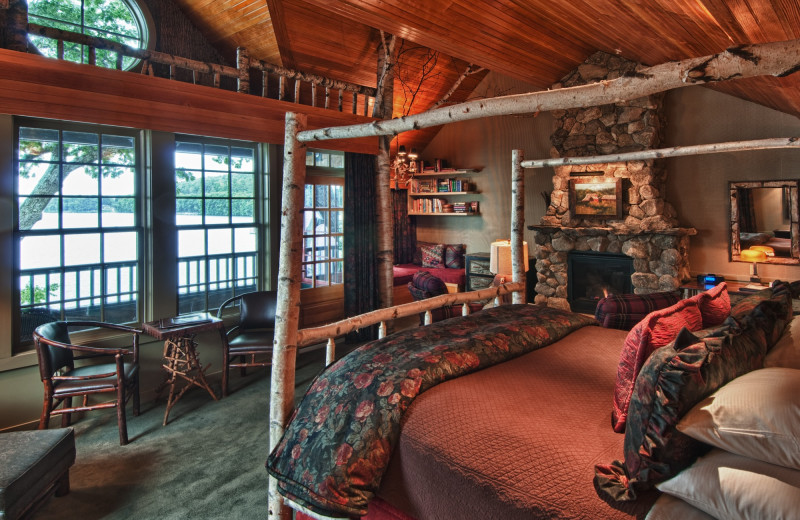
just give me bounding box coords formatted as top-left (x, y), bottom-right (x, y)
top-left (142, 313), bottom-right (224, 425)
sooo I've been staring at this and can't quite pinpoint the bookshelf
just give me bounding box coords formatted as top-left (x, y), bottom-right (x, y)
top-left (408, 169), bottom-right (480, 216)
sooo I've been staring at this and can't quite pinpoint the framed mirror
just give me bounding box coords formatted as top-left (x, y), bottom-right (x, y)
top-left (730, 180), bottom-right (800, 265)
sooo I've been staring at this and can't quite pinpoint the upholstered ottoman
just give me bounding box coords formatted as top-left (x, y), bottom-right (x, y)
top-left (0, 428), bottom-right (75, 520)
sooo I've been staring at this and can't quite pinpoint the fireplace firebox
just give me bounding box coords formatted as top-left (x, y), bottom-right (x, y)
top-left (567, 251), bottom-right (633, 314)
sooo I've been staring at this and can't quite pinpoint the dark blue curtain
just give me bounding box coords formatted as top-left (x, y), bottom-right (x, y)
top-left (392, 189), bottom-right (416, 264)
top-left (344, 153), bottom-right (378, 341)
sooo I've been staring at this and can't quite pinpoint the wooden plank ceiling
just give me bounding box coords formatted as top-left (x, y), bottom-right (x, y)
top-left (171, 0), bottom-right (800, 152)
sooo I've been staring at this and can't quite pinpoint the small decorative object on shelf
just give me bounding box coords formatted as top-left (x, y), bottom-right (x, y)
top-left (390, 143), bottom-right (418, 186)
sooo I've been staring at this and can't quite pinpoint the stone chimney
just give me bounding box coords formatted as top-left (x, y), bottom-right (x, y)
top-left (530, 52), bottom-right (695, 308)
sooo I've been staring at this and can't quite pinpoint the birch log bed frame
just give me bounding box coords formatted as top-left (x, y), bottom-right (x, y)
top-left (267, 39), bottom-right (800, 519)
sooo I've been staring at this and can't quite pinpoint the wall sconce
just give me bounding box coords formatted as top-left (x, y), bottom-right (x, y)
top-left (740, 247), bottom-right (768, 283)
top-left (489, 239), bottom-right (529, 283)
top-left (390, 142), bottom-right (418, 186)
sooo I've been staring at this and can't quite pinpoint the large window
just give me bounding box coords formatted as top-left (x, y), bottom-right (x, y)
top-left (16, 121), bottom-right (141, 351)
top-left (27, 0), bottom-right (152, 70)
top-left (175, 139), bottom-right (260, 314)
top-left (302, 178), bottom-right (344, 289)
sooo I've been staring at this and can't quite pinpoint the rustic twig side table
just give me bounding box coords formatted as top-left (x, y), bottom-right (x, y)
top-left (142, 313), bottom-right (226, 425)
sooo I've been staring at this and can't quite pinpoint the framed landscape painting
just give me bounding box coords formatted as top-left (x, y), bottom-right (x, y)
top-left (569, 178), bottom-right (622, 219)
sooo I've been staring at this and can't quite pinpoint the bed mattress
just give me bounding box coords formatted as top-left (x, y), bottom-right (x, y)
top-left (376, 325), bottom-right (658, 520)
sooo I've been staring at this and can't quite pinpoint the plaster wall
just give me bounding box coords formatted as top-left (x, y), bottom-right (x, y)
top-left (664, 86), bottom-right (800, 282)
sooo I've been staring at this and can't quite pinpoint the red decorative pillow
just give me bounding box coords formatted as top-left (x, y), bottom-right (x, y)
top-left (412, 241), bottom-right (436, 265)
top-left (444, 244), bottom-right (465, 269)
top-left (612, 299), bottom-right (703, 433)
top-left (420, 244), bottom-right (444, 268)
top-left (691, 282), bottom-right (731, 328)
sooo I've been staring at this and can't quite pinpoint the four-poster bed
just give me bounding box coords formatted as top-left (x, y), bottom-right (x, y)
top-left (267, 39), bottom-right (800, 519)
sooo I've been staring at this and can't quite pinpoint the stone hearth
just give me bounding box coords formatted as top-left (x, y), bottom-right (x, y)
top-left (530, 226), bottom-right (695, 309)
top-left (530, 52), bottom-right (696, 310)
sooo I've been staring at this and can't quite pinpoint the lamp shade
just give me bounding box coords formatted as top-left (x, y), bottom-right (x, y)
top-left (489, 239), bottom-right (529, 275)
top-left (740, 248), bottom-right (768, 263)
top-left (750, 245), bottom-right (775, 257)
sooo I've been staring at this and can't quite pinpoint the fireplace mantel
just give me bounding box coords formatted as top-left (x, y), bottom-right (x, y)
top-left (528, 225), bottom-right (697, 237)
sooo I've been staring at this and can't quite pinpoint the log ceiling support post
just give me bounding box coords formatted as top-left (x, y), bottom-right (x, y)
top-left (511, 150), bottom-right (525, 305)
top-left (268, 112), bottom-right (306, 520)
top-left (374, 33), bottom-right (397, 310)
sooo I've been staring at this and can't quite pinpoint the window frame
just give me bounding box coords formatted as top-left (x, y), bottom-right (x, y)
top-left (27, 0), bottom-right (156, 71)
top-left (174, 135), bottom-right (265, 314)
top-left (301, 174), bottom-right (344, 291)
top-left (12, 117), bottom-right (145, 355)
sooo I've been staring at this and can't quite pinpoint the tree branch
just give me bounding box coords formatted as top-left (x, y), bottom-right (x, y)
top-left (431, 64), bottom-right (484, 109)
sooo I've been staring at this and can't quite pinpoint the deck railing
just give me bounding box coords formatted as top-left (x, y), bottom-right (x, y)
top-left (26, 23), bottom-right (377, 116)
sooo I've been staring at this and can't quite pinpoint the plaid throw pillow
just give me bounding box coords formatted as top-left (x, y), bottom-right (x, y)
top-left (595, 291), bottom-right (681, 331)
top-left (420, 244), bottom-right (444, 268)
top-left (411, 271), bottom-right (448, 296)
top-left (444, 244), bottom-right (465, 269)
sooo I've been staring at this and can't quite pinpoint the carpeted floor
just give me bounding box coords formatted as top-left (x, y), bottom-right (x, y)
top-left (33, 343), bottom-right (345, 520)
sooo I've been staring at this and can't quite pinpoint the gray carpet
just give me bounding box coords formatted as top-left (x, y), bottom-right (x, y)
top-left (33, 344), bottom-right (341, 520)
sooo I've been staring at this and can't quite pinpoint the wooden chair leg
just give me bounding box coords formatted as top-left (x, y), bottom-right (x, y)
top-left (117, 384), bottom-right (129, 446)
top-left (60, 396), bottom-right (73, 428)
top-left (39, 395), bottom-right (53, 430)
top-left (240, 355), bottom-right (247, 377)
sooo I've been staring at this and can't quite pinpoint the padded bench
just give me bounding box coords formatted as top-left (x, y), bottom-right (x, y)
top-left (0, 428), bottom-right (75, 520)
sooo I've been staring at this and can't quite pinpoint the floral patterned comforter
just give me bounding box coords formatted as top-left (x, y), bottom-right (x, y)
top-left (266, 304), bottom-right (597, 518)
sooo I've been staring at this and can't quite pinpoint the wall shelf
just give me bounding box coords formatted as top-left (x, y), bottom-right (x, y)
top-left (408, 212), bottom-right (480, 216)
top-left (407, 168), bottom-right (480, 216)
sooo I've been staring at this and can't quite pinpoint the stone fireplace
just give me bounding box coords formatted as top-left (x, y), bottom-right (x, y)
top-left (530, 52), bottom-right (696, 310)
top-left (568, 251), bottom-right (633, 313)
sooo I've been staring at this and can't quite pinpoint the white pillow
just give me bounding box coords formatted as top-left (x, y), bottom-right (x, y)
top-left (645, 494), bottom-right (715, 520)
top-left (677, 367), bottom-right (800, 470)
top-left (765, 314), bottom-right (800, 369)
top-left (656, 449), bottom-right (800, 520)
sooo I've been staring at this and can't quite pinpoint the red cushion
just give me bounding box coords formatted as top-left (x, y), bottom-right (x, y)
top-left (611, 299), bottom-right (703, 433)
top-left (690, 282), bottom-right (731, 328)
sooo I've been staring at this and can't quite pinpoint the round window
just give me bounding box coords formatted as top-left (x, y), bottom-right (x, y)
top-left (27, 0), bottom-right (153, 71)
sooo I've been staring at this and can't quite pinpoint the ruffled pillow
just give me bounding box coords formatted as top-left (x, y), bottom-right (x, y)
top-left (612, 299), bottom-right (703, 432)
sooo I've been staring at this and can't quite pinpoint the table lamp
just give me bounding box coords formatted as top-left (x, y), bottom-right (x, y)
top-left (489, 239), bottom-right (529, 283)
top-left (740, 247), bottom-right (768, 283)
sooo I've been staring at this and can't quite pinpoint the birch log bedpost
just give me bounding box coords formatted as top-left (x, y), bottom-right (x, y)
top-left (268, 112), bottom-right (307, 520)
top-left (374, 33), bottom-right (397, 309)
top-left (511, 150), bottom-right (525, 305)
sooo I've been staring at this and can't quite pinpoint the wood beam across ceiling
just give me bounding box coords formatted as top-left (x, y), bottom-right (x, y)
top-left (266, 0), bottom-right (297, 70)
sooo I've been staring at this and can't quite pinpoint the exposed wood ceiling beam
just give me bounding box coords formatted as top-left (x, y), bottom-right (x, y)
top-left (266, 0), bottom-right (297, 69)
